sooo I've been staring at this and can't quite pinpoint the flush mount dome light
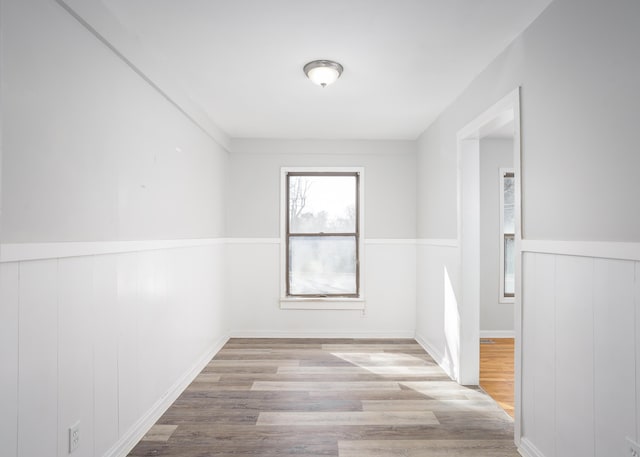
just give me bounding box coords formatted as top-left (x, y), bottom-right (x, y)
top-left (303, 60), bottom-right (343, 87)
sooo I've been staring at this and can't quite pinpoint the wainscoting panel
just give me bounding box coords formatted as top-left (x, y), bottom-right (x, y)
top-left (92, 255), bottom-right (120, 457)
top-left (555, 255), bottom-right (594, 457)
top-left (593, 259), bottom-right (636, 457)
top-left (58, 257), bottom-right (96, 457)
top-left (0, 262), bottom-right (20, 457)
top-left (520, 251), bottom-right (640, 457)
top-left (529, 253), bottom-right (556, 457)
top-left (0, 242), bottom-right (228, 457)
top-left (520, 253), bottom-right (537, 448)
top-left (18, 260), bottom-right (60, 457)
top-left (637, 261), bottom-right (640, 444)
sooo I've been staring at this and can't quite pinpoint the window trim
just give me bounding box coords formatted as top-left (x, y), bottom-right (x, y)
top-left (280, 167), bottom-right (365, 310)
top-left (499, 168), bottom-right (515, 304)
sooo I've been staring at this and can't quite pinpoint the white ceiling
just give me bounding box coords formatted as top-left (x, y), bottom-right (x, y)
top-left (99, 0), bottom-right (552, 140)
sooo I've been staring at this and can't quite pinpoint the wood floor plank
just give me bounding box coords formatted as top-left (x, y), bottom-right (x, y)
top-left (322, 343), bottom-right (422, 351)
top-left (330, 352), bottom-right (433, 364)
top-left (213, 373), bottom-right (448, 383)
top-left (140, 425), bottom-right (178, 442)
top-left (338, 439), bottom-right (520, 457)
top-left (400, 381), bottom-right (488, 399)
top-left (277, 365), bottom-right (446, 376)
top-left (206, 359), bottom-right (300, 367)
top-left (361, 399), bottom-right (501, 412)
top-left (127, 338), bottom-right (517, 457)
top-left (191, 373), bottom-right (220, 382)
top-left (257, 410), bottom-right (439, 426)
top-left (251, 381), bottom-right (401, 391)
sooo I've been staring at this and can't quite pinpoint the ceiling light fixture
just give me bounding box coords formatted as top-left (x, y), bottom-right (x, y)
top-left (303, 60), bottom-right (343, 88)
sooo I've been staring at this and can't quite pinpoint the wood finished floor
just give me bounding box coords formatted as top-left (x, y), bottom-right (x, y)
top-left (129, 338), bottom-right (518, 457)
top-left (479, 338), bottom-right (515, 418)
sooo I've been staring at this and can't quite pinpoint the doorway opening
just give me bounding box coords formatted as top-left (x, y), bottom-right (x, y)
top-left (480, 337), bottom-right (515, 417)
top-left (455, 88), bottom-right (522, 442)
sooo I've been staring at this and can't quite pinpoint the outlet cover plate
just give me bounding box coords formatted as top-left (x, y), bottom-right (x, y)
top-left (69, 422), bottom-right (80, 453)
top-left (627, 437), bottom-right (640, 457)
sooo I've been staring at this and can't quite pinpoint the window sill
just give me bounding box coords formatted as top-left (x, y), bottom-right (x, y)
top-left (280, 298), bottom-right (365, 310)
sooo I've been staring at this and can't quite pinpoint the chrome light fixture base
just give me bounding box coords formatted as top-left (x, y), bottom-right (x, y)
top-left (303, 60), bottom-right (344, 87)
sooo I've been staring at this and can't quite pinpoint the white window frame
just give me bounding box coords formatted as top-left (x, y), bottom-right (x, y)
top-left (279, 167), bottom-right (365, 310)
top-left (499, 167), bottom-right (515, 304)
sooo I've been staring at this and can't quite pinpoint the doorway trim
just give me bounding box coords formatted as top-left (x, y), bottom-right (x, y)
top-left (455, 87), bottom-right (522, 443)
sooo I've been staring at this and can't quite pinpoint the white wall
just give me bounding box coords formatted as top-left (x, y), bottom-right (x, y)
top-left (415, 0), bottom-right (640, 455)
top-left (0, 1), bottom-right (229, 457)
top-left (417, 0), bottom-right (640, 243)
top-left (228, 139), bottom-right (417, 238)
top-left (479, 139), bottom-right (513, 335)
top-left (227, 139), bottom-right (417, 337)
top-left (1, 0), bottom-right (227, 242)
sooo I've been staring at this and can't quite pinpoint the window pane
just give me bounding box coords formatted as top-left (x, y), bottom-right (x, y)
top-left (289, 175), bottom-right (356, 233)
top-left (289, 236), bottom-right (356, 295)
top-left (504, 235), bottom-right (515, 296)
top-left (503, 175), bottom-right (515, 234)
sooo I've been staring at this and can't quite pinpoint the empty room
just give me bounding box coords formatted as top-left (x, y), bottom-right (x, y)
top-left (1, 1), bottom-right (639, 457)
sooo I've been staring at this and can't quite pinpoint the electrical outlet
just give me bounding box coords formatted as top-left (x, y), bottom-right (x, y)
top-left (628, 437), bottom-right (640, 457)
top-left (69, 422), bottom-right (80, 454)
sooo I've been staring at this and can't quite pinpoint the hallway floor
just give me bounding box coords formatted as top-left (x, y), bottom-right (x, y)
top-left (129, 338), bottom-right (517, 456)
top-left (479, 338), bottom-right (515, 418)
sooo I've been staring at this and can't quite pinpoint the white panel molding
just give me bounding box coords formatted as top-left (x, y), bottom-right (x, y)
top-left (518, 438), bottom-right (547, 457)
top-left (228, 238), bottom-right (458, 246)
top-left (0, 237), bottom-right (439, 263)
top-left (522, 239), bottom-right (640, 262)
top-left (104, 335), bottom-right (229, 457)
top-left (229, 331), bottom-right (415, 339)
top-left (225, 238), bottom-right (423, 245)
top-left (225, 238), bottom-right (281, 244)
top-left (416, 239), bottom-right (458, 247)
top-left (0, 238), bottom-right (225, 263)
top-left (414, 332), bottom-right (455, 381)
top-left (365, 239), bottom-right (417, 245)
top-left (479, 330), bottom-right (515, 339)
top-left (53, 0), bottom-right (231, 151)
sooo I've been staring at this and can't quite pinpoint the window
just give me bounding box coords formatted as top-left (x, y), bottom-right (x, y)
top-left (500, 169), bottom-right (515, 302)
top-left (280, 168), bottom-right (364, 308)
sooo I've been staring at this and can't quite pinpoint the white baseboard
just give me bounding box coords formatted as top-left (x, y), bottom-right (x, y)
top-left (104, 334), bottom-right (229, 457)
top-left (414, 332), bottom-right (455, 381)
top-left (224, 237), bottom-right (280, 244)
top-left (517, 438), bottom-right (546, 457)
top-left (229, 330), bottom-right (415, 339)
top-left (480, 330), bottom-right (515, 339)
top-left (416, 238), bottom-right (458, 247)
